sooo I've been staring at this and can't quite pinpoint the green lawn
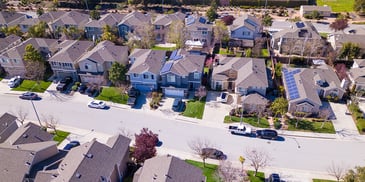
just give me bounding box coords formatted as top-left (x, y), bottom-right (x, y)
top-left (247, 170), bottom-right (265, 182)
top-left (95, 87), bottom-right (128, 104)
top-left (185, 160), bottom-right (218, 182)
top-left (312, 179), bottom-right (337, 182)
top-left (12, 80), bottom-right (52, 93)
top-left (261, 49), bottom-right (269, 57)
top-left (183, 99), bottom-right (206, 119)
top-left (219, 48), bottom-right (230, 55)
top-left (152, 46), bottom-right (176, 51)
top-left (317, 0), bottom-right (354, 12)
top-left (224, 116), bottom-right (270, 128)
top-left (204, 67), bottom-right (209, 74)
top-left (287, 119), bottom-right (336, 133)
top-left (52, 130), bottom-right (70, 145)
top-left (319, 32), bottom-right (329, 39)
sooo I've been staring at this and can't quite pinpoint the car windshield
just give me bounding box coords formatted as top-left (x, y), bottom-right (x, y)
top-left (221, 93), bottom-right (227, 99)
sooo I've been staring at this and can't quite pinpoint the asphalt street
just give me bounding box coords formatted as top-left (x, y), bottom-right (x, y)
top-left (1, 91), bottom-right (365, 178)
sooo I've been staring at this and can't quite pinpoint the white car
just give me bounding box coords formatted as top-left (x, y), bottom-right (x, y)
top-left (8, 76), bottom-right (22, 88)
top-left (87, 100), bottom-right (106, 109)
top-left (217, 92), bottom-right (229, 103)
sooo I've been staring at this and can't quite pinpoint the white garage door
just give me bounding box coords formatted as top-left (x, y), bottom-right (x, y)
top-left (164, 88), bottom-right (184, 97)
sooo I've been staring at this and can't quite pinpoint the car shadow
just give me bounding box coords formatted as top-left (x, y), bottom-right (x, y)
top-left (133, 94), bottom-right (147, 109)
top-left (156, 140), bottom-right (163, 147)
top-left (102, 106), bottom-right (111, 110)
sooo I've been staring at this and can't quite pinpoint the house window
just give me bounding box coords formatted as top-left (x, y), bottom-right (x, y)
top-left (194, 72), bottom-right (200, 79)
top-left (143, 74), bottom-right (148, 79)
top-left (155, 25), bottom-right (161, 30)
top-left (242, 32), bottom-right (245, 35)
top-left (167, 75), bottom-right (175, 82)
top-left (151, 75), bottom-right (154, 80)
top-left (13, 59), bottom-right (17, 63)
top-left (133, 73), bottom-right (138, 78)
top-left (231, 31), bottom-right (235, 35)
top-left (202, 31), bottom-right (207, 35)
top-left (85, 63), bottom-right (89, 70)
top-left (202, 39), bottom-right (206, 42)
top-left (247, 32), bottom-right (251, 35)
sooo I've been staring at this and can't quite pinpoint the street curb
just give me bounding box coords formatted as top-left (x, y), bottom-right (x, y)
top-left (280, 133), bottom-right (337, 140)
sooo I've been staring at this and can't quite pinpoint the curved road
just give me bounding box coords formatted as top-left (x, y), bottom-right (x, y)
top-left (1, 92), bottom-right (365, 175)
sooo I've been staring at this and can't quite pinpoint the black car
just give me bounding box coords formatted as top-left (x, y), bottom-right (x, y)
top-left (63, 141), bottom-right (80, 151)
top-left (202, 148), bottom-right (226, 160)
top-left (19, 92), bottom-right (39, 100)
top-left (256, 129), bottom-right (278, 140)
top-left (56, 77), bottom-right (73, 91)
top-left (268, 173), bottom-right (281, 182)
top-left (127, 87), bottom-right (140, 97)
top-left (78, 83), bottom-right (87, 94)
top-left (172, 98), bottom-right (185, 112)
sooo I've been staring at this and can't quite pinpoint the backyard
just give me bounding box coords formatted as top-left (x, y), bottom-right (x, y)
top-left (152, 45), bottom-right (176, 51)
top-left (183, 98), bottom-right (206, 119)
top-left (287, 119), bottom-right (336, 133)
top-left (317, 0), bottom-right (354, 12)
top-left (95, 87), bottom-right (128, 104)
top-left (12, 80), bottom-right (52, 93)
top-left (224, 116), bottom-right (270, 128)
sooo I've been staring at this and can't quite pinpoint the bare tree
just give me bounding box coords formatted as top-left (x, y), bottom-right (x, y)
top-left (118, 121), bottom-right (133, 139)
top-left (188, 137), bottom-right (214, 167)
top-left (195, 86), bottom-right (207, 101)
top-left (42, 114), bottom-right (58, 135)
top-left (12, 107), bottom-right (28, 125)
top-left (327, 161), bottom-right (346, 182)
top-left (215, 160), bottom-right (243, 182)
top-left (245, 147), bottom-right (271, 176)
top-left (319, 108), bottom-right (331, 128)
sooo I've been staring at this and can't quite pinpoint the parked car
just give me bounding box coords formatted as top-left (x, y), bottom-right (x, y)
top-left (78, 83), bottom-right (87, 94)
top-left (127, 87), bottom-right (140, 107)
top-left (202, 148), bottom-right (226, 160)
top-left (87, 100), bottom-right (106, 109)
top-left (217, 92), bottom-right (229, 103)
top-left (63, 141), bottom-right (80, 151)
top-left (56, 77), bottom-right (73, 91)
top-left (19, 92), bottom-right (39, 100)
top-left (229, 124), bottom-right (252, 136)
top-left (86, 85), bottom-right (100, 97)
top-left (268, 173), bottom-right (281, 182)
top-left (8, 76), bottom-right (22, 88)
top-left (172, 98), bottom-right (186, 112)
top-left (256, 129), bottom-right (278, 140)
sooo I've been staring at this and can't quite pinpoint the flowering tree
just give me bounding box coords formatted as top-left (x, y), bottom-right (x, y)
top-left (133, 128), bottom-right (159, 163)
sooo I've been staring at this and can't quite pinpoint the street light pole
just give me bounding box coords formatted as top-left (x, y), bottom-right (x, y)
top-left (30, 99), bottom-right (42, 126)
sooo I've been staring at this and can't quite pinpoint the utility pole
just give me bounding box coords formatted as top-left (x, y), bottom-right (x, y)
top-left (30, 99), bottom-right (42, 126)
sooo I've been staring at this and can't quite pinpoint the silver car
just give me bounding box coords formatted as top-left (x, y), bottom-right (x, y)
top-left (87, 100), bottom-right (106, 109)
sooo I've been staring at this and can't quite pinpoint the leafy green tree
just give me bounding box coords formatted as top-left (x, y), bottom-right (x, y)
top-left (28, 21), bottom-right (48, 38)
top-left (36, 7), bottom-right (44, 16)
top-left (23, 44), bottom-right (46, 81)
top-left (1, 25), bottom-right (22, 36)
top-left (311, 10), bottom-right (321, 19)
top-left (109, 62), bottom-right (127, 87)
top-left (213, 20), bottom-right (229, 48)
top-left (63, 26), bottom-right (84, 40)
top-left (343, 166), bottom-right (365, 182)
top-left (90, 10), bottom-right (100, 20)
top-left (127, 23), bottom-right (155, 49)
top-left (354, 0), bottom-right (365, 15)
top-left (270, 97), bottom-right (288, 117)
top-left (101, 25), bottom-right (117, 42)
top-left (166, 20), bottom-right (185, 48)
top-left (261, 13), bottom-right (273, 27)
top-left (206, 0), bottom-right (218, 22)
top-left (339, 42), bottom-right (361, 60)
top-left (274, 62), bottom-right (282, 78)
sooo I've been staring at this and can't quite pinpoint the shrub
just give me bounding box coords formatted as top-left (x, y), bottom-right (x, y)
top-left (71, 85), bottom-right (78, 91)
top-left (274, 120), bottom-right (282, 129)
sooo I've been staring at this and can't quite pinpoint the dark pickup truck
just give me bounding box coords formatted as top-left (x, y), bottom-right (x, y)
top-left (127, 87), bottom-right (140, 107)
top-left (56, 77), bottom-right (73, 91)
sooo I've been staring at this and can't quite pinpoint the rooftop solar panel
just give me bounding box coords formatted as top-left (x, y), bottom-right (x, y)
top-left (283, 68), bottom-right (301, 100)
top-left (160, 62), bottom-right (173, 74)
top-left (169, 50), bottom-right (177, 60)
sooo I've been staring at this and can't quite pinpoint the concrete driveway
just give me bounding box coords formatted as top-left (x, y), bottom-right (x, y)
top-left (327, 102), bottom-right (360, 139)
top-left (203, 91), bottom-right (238, 124)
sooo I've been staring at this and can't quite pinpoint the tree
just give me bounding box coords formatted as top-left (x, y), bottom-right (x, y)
top-left (63, 26), bottom-right (84, 40)
top-left (1, 25), bottom-right (22, 36)
top-left (28, 21), bottom-right (48, 38)
top-left (328, 161), bottom-right (346, 182)
top-left (127, 23), bottom-right (155, 49)
top-left (90, 10), bottom-right (100, 20)
top-left (270, 97), bottom-right (288, 117)
top-left (261, 13), bottom-right (273, 27)
top-left (310, 10), bottom-right (321, 19)
top-left (36, 7), bottom-right (44, 16)
top-left (206, 0), bottom-right (218, 22)
top-left (23, 44), bottom-right (46, 81)
top-left (274, 62), bottom-right (282, 78)
top-left (319, 108), bottom-right (331, 128)
top-left (213, 20), bottom-right (229, 48)
top-left (215, 161), bottom-right (243, 182)
top-left (109, 62), bottom-right (127, 87)
top-left (195, 86), bottom-right (207, 101)
top-left (119, 121), bottom-right (133, 139)
top-left (101, 25), bottom-right (117, 42)
top-left (221, 15), bottom-right (235, 26)
top-left (245, 147), bottom-right (271, 176)
top-left (339, 42), bottom-right (361, 60)
top-left (330, 18), bottom-right (348, 32)
top-left (354, 0), bottom-right (365, 15)
top-left (12, 107), bottom-right (29, 125)
top-left (133, 128), bottom-right (159, 163)
top-left (166, 20), bottom-right (185, 48)
top-left (42, 114), bottom-right (59, 135)
top-left (188, 137), bottom-right (214, 167)
top-left (343, 166), bottom-right (365, 182)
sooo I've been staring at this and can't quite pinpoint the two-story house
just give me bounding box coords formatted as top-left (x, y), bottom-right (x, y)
top-left (0, 113), bottom-right (18, 143)
top-left (185, 15), bottom-right (213, 50)
top-left (127, 49), bottom-right (166, 92)
top-left (211, 57), bottom-right (268, 96)
top-left (152, 12), bottom-right (186, 43)
top-left (0, 38), bottom-right (58, 77)
top-left (160, 49), bottom-right (206, 98)
top-left (117, 11), bottom-right (151, 40)
top-left (47, 11), bottom-right (90, 38)
top-left (48, 40), bottom-right (94, 81)
top-left (328, 33), bottom-right (365, 58)
top-left (282, 65), bottom-right (345, 115)
top-left (300, 5), bottom-right (332, 18)
top-left (77, 40), bottom-right (129, 85)
top-left (0, 11), bottom-right (28, 28)
top-left (228, 14), bottom-right (262, 47)
top-left (85, 13), bottom-right (126, 40)
top-left (347, 59), bottom-right (365, 91)
top-left (0, 34), bottom-right (22, 53)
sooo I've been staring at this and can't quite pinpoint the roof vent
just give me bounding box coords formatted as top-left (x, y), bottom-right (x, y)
top-left (25, 162), bottom-right (31, 166)
top-left (75, 173), bottom-right (81, 178)
top-left (84, 153), bottom-right (93, 158)
top-left (23, 134), bottom-right (28, 138)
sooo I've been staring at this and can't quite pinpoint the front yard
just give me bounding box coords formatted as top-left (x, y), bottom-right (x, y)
top-left (183, 98), bottom-right (206, 119)
top-left (185, 160), bottom-right (218, 182)
top-left (52, 130), bottom-right (70, 145)
top-left (95, 87), bottom-right (128, 104)
top-left (287, 119), bottom-right (336, 133)
top-left (224, 115), bottom-right (270, 128)
top-left (12, 80), bottom-right (52, 93)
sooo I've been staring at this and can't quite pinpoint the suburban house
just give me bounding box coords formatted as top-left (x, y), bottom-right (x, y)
top-left (0, 38), bottom-right (58, 77)
top-left (0, 34), bottom-right (22, 53)
top-left (211, 57), bottom-right (268, 96)
top-left (328, 33), bottom-right (365, 57)
top-left (299, 5), bottom-right (332, 18)
top-left (35, 134), bottom-right (131, 182)
top-left (228, 14), bottom-right (262, 47)
top-left (117, 11), bottom-right (151, 39)
top-left (85, 13), bottom-right (126, 40)
top-left (152, 12), bottom-right (186, 43)
top-left (282, 65), bottom-right (345, 114)
top-left (48, 40), bottom-right (94, 81)
top-left (133, 155), bottom-right (206, 182)
top-left (127, 49), bottom-right (166, 91)
top-left (3, 122), bottom-right (54, 145)
top-left (347, 59), bottom-right (365, 91)
top-left (271, 21), bottom-right (325, 56)
top-left (160, 49), bottom-right (206, 98)
top-left (185, 15), bottom-right (213, 51)
top-left (241, 93), bottom-right (269, 114)
top-left (0, 11), bottom-right (28, 28)
top-left (77, 40), bottom-right (129, 85)
top-left (0, 113), bottom-right (18, 143)
top-left (268, 21), bottom-right (294, 35)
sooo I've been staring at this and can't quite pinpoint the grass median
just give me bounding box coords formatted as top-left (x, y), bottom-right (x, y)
top-left (224, 115), bottom-right (270, 128)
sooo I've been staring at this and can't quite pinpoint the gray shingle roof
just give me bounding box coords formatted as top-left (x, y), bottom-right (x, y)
top-left (0, 34), bottom-right (21, 53)
top-left (48, 40), bottom-right (94, 63)
top-left (153, 12), bottom-right (185, 26)
top-left (128, 49), bottom-right (166, 75)
top-left (85, 13), bottom-right (126, 28)
top-left (272, 21), bottom-right (321, 40)
top-left (118, 11), bottom-right (151, 27)
top-left (53, 135), bottom-right (130, 182)
top-left (229, 14), bottom-right (261, 32)
top-left (133, 155), bottom-right (205, 182)
top-left (354, 59), bottom-right (365, 68)
top-left (77, 40), bottom-right (128, 64)
top-left (301, 5), bottom-right (332, 12)
top-left (161, 50), bottom-right (206, 76)
top-left (241, 93), bottom-right (269, 105)
top-left (38, 11), bottom-right (66, 23)
top-left (4, 122), bottom-right (53, 145)
top-left (0, 112), bottom-right (17, 134)
top-left (331, 33), bottom-right (365, 49)
top-left (52, 10), bottom-right (90, 27)
top-left (0, 11), bottom-right (26, 25)
top-left (185, 15), bottom-right (212, 31)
